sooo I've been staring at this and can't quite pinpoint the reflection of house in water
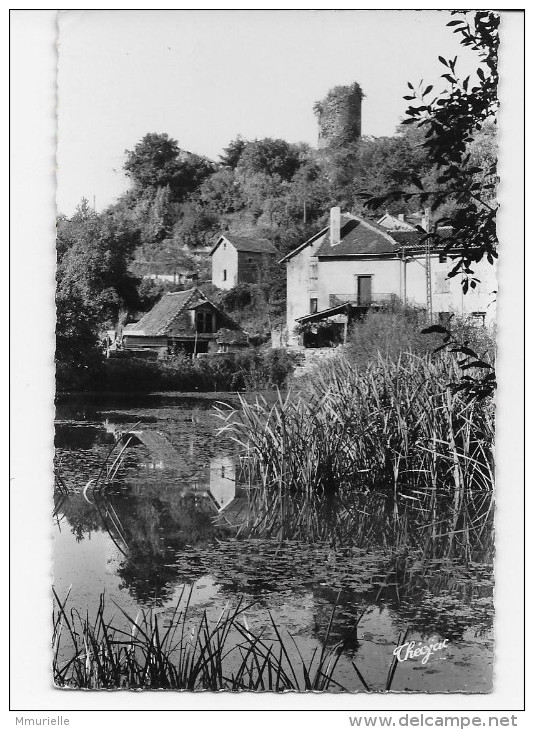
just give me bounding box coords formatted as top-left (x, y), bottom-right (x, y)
top-left (116, 429), bottom-right (239, 515)
top-left (103, 420), bottom-right (123, 439)
top-left (209, 456), bottom-right (236, 511)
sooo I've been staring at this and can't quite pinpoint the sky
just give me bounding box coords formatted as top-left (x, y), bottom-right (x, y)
top-left (56, 9), bottom-right (483, 215)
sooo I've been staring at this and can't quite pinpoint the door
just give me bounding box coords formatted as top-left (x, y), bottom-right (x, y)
top-left (357, 275), bottom-right (372, 306)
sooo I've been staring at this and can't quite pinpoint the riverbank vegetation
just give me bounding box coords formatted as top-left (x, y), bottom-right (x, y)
top-left (56, 348), bottom-right (297, 394)
top-left (52, 11), bottom-right (498, 694)
top-left (345, 306), bottom-right (495, 370)
top-left (218, 351), bottom-right (494, 561)
top-left (53, 587), bottom-right (400, 691)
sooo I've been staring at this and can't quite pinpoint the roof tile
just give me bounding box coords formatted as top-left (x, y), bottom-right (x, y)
top-left (315, 216), bottom-right (399, 256)
top-left (126, 288), bottom-right (199, 336)
top-left (282, 213), bottom-right (453, 261)
top-left (213, 234), bottom-right (278, 255)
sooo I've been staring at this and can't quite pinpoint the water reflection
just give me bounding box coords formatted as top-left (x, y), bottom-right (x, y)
top-left (209, 456), bottom-right (236, 511)
top-left (53, 393), bottom-right (494, 692)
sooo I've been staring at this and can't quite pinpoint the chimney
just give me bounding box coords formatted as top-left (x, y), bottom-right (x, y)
top-left (330, 206), bottom-right (341, 246)
top-left (397, 213), bottom-right (405, 222)
top-left (422, 207), bottom-right (431, 232)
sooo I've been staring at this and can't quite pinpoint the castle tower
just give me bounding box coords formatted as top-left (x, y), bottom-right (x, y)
top-left (314, 82), bottom-right (363, 149)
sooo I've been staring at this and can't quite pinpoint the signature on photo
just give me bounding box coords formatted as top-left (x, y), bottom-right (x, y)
top-left (393, 639), bottom-right (449, 665)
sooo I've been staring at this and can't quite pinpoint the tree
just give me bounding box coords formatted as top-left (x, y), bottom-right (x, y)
top-left (362, 11), bottom-right (499, 287)
top-left (360, 10), bottom-right (499, 399)
top-left (287, 158), bottom-right (330, 223)
top-left (142, 185), bottom-right (175, 246)
top-left (219, 135), bottom-right (247, 169)
top-left (198, 168), bottom-right (244, 215)
top-left (171, 201), bottom-right (220, 249)
top-left (124, 133), bottom-right (181, 190)
top-left (56, 200), bottom-right (140, 337)
top-left (236, 138), bottom-right (302, 182)
top-left (124, 133), bottom-right (213, 201)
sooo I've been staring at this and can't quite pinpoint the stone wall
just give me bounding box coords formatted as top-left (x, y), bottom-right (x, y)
top-left (237, 251), bottom-right (272, 284)
top-left (314, 82), bottom-right (363, 149)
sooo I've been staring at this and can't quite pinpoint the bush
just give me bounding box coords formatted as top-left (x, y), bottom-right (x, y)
top-left (345, 306), bottom-right (441, 367)
top-left (64, 348), bottom-right (298, 394)
top-left (345, 306), bottom-right (496, 369)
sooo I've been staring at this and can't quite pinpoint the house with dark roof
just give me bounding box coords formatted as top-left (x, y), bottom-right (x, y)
top-left (280, 207), bottom-right (497, 347)
top-left (377, 212), bottom-right (418, 231)
top-left (122, 287), bottom-right (247, 356)
top-left (210, 233), bottom-right (278, 290)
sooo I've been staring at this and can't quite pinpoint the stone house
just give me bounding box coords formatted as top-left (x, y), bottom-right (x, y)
top-left (280, 207), bottom-right (497, 347)
top-left (210, 233), bottom-right (278, 290)
top-left (122, 287), bottom-right (246, 356)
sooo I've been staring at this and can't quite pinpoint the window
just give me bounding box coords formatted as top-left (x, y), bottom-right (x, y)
top-left (439, 252), bottom-right (447, 263)
top-left (435, 272), bottom-right (450, 294)
top-left (223, 269), bottom-right (227, 281)
top-left (196, 310), bottom-right (214, 333)
top-left (469, 312), bottom-right (486, 326)
top-left (310, 298), bottom-right (318, 314)
top-left (356, 275), bottom-right (372, 306)
top-left (309, 263), bottom-right (318, 280)
top-left (223, 242), bottom-right (226, 250)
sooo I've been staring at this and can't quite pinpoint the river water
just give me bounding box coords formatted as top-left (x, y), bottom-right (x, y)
top-left (53, 391), bottom-right (493, 693)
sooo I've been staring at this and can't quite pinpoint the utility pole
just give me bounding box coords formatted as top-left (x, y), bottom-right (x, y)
top-left (423, 208), bottom-right (433, 323)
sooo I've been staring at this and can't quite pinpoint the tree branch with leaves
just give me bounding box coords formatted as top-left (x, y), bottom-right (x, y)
top-left (360, 11), bottom-right (500, 400)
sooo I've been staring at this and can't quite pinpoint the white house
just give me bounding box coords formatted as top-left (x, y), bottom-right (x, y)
top-left (280, 207), bottom-right (497, 347)
top-left (210, 233), bottom-right (278, 290)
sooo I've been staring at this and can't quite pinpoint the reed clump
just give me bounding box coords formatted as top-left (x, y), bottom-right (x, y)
top-left (53, 588), bottom-right (376, 691)
top-left (216, 353), bottom-right (494, 556)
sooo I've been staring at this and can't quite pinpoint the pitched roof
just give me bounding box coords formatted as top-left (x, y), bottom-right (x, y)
top-left (377, 213), bottom-right (417, 231)
top-left (126, 288), bottom-right (200, 336)
top-left (211, 234), bottom-right (278, 256)
top-left (315, 216), bottom-right (399, 257)
top-left (281, 213), bottom-right (453, 263)
top-left (126, 287), bottom-right (245, 338)
top-left (388, 227), bottom-right (453, 251)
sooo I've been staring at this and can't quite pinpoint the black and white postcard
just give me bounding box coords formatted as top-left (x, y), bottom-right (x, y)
top-left (10, 6), bottom-right (526, 721)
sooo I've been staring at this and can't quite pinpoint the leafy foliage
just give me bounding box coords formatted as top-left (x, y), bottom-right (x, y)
top-left (359, 10), bottom-right (499, 400)
top-left (124, 132), bottom-right (213, 201)
top-left (422, 321), bottom-right (496, 400)
top-left (57, 11), bottom-right (500, 397)
top-left (98, 348), bottom-right (297, 393)
top-left (55, 199), bottom-right (140, 386)
top-left (345, 306), bottom-right (442, 367)
top-left (219, 135), bottom-right (247, 169)
top-left (362, 11), bottom-right (499, 287)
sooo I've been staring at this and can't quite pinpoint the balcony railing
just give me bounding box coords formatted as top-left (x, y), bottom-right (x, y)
top-left (329, 293), bottom-right (400, 308)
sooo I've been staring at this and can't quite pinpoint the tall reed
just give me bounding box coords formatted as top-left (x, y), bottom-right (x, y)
top-left (216, 353), bottom-right (494, 559)
top-left (53, 588), bottom-right (384, 691)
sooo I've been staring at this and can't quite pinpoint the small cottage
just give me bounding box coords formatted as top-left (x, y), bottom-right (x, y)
top-left (122, 287), bottom-right (246, 356)
top-left (210, 233), bottom-right (278, 290)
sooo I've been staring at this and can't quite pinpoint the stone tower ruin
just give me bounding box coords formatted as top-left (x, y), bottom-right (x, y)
top-left (314, 82), bottom-right (363, 149)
